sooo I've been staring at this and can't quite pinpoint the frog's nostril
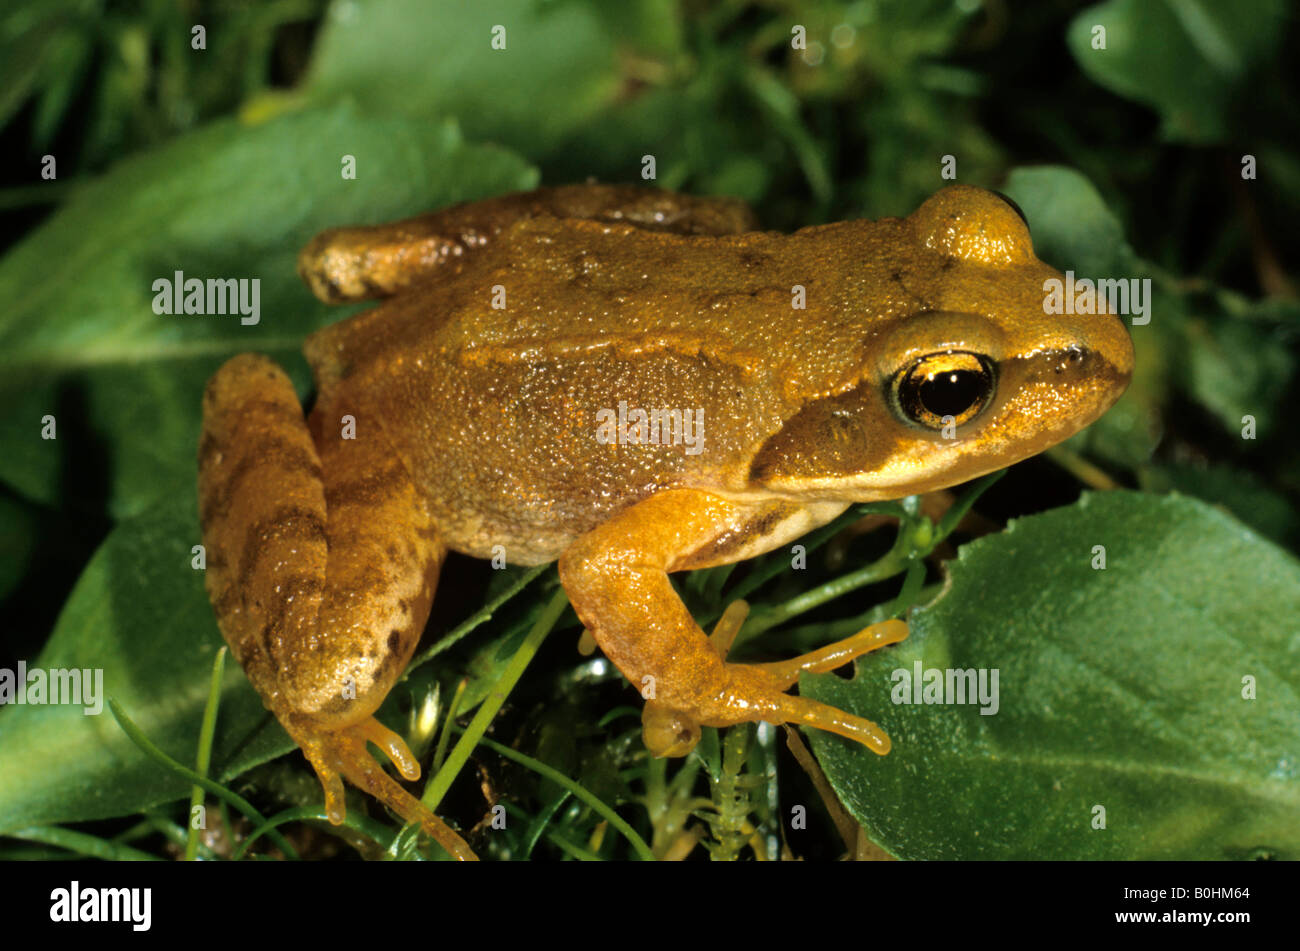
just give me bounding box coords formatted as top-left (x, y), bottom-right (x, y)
top-left (1052, 346), bottom-right (1087, 374)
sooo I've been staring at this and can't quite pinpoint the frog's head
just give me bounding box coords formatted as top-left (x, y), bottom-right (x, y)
top-left (750, 184), bottom-right (1134, 500)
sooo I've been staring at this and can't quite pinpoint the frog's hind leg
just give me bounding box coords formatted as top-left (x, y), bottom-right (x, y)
top-left (198, 353), bottom-right (476, 861)
top-left (298, 184), bottom-right (759, 303)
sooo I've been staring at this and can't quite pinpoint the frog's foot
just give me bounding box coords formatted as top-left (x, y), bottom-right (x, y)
top-left (721, 659), bottom-right (897, 754)
top-left (641, 608), bottom-right (908, 757)
top-left (293, 716), bottom-right (478, 862)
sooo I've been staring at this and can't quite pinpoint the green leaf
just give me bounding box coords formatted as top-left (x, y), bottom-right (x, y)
top-left (0, 504), bottom-right (556, 830)
top-left (304, 0), bottom-right (646, 159)
top-left (804, 490), bottom-right (1300, 859)
top-left (1003, 165), bottom-right (1135, 277)
top-left (1066, 0), bottom-right (1288, 144)
top-left (0, 102), bottom-right (536, 517)
top-left (1141, 462), bottom-right (1299, 549)
top-left (0, 495), bottom-right (291, 830)
top-left (1177, 294), bottom-right (1297, 439)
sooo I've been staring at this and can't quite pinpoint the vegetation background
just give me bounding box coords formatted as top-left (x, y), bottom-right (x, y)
top-left (0, 0), bottom-right (1296, 861)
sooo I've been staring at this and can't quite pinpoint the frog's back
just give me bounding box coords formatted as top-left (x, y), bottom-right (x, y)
top-left (310, 215), bottom-right (918, 384)
top-left (303, 215), bottom-right (915, 563)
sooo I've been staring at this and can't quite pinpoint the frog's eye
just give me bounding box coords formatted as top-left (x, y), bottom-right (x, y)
top-left (890, 351), bottom-right (996, 430)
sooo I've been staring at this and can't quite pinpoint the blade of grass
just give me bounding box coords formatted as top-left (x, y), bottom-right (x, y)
top-left (406, 565), bottom-right (550, 672)
top-left (7, 825), bottom-right (162, 861)
top-left (432, 676), bottom-right (467, 773)
top-left (930, 470), bottom-right (1007, 545)
top-left (144, 809), bottom-right (216, 859)
top-left (107, 698), bottom-right (299, 860)
top-left (546, 830), bottom-right (602, 861)
top-left (741, 527), bottom-right (914, 637)
top-left (421, 588), bottom-right (569, 812)
top-left (186, 646), bottom-right (226, 861)
top-left (468, 730), bottom-right (655, 861)
top-left (728, 501), bottom-right (909, 604)
top-left (232, 806), bottom-right (396, 860)
top-left (1046, 446), bottom-right (1120, 491)
top-left (521, 790), bottom-right (572, 859)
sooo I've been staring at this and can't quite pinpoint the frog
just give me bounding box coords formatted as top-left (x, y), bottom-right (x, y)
top-left (197, 183), bottom-right (1134, 860)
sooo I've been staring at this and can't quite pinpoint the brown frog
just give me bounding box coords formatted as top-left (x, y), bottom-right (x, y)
top-left (197, 183), bottom-right (1134, 859)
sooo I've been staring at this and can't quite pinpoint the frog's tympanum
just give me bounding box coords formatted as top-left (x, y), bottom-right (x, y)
top-left (198, 184), bottom-right (1133, 859)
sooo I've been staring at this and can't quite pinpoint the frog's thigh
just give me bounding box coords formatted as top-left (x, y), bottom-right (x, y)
top-left (198, 354), bottom-right (475, 859)
top-left (557, 489), bottom-right (894, 755)
top-left (199, 355), bottom-right (440, 725)
top-left (298, 185), bottom-right (757, 303)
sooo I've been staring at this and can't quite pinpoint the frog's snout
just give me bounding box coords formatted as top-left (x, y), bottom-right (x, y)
top-left (1037, 304), bottom-right (1136, 405)
top-left (1012, 331), bottom-right (1132, 437)
top-left (1026, 343), bottom-right (1123, 391)
top-left (991, 305), bottom-right (1133, 453)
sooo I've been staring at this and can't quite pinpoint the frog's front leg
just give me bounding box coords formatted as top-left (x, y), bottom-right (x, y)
top-left (198, 354), bottom-right (476, 860)
top-left (298, 184), bottom-right (758, 303)
top-left (557, 490), bottom-right (908, 758)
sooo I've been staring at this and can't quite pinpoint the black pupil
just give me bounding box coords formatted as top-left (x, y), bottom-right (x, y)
top-left (919, 369), bottom-right (984, 418)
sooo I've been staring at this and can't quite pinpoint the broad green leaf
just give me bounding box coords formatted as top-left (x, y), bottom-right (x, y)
top-left (804, 490), bottom-right (1300, 859)
top-left (304, 0), bottom-right (646, 159)
top-left (0, 495), bottom-right (291, 830)
top-left (1177, 293), bottom-right (1297, 439)
top-left (1141, 462), bottom-right (1299, 548)
top-left (1066, 0), bottom-right (1287, 144)
top-left (0, 103), bottom-right (536, 518)
top-left (0, 506), bottom-right (553, 829)
top-left (1004, 165), bottom-right (1135, 277)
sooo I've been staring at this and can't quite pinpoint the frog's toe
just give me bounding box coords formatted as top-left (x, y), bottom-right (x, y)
top-left (355, 716), bottom-right (421, 782)
top-left (767, 692), bottom-right (893, 755)
top-left (699, 659), bottom-right (893, 755)
top-left (752, 619), bottom-right (908, 688)
top-left (299, 736), bottom-right (349, 825)
top-left (637, 619), bottom-right (906, 758)
top-left (636, 662), bottom-right (891, 756)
